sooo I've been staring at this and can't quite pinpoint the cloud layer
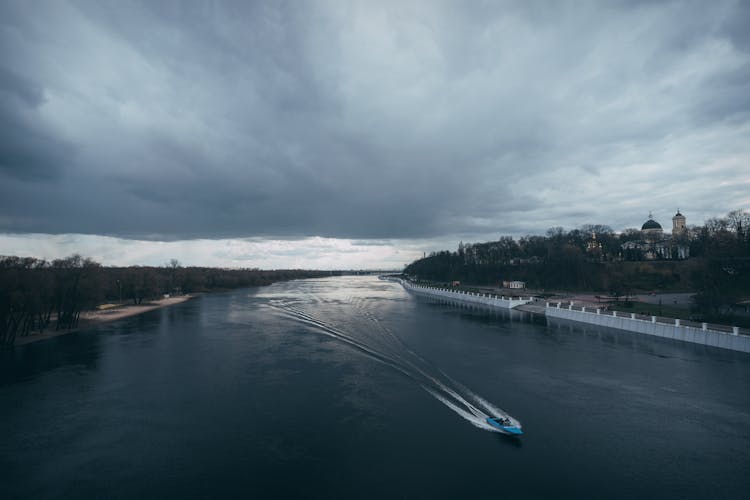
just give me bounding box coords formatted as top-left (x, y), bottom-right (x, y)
top-left (0, 233), bottom-right (427, 269)
top-left (1, 0), bottom-right (749, 245)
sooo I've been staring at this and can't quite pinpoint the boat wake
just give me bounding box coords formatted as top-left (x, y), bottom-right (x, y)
top-left (267, 297), bottom-right (521, 434)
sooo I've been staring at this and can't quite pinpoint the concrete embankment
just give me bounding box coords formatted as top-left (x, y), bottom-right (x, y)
top-left (383, 277), bottom-right (750, 354)
top-left (386, 277), bottom-right (534, 309)
top-left (515, 303), bottom-right (548, 315)
top-left (545, 302), bottom-right (750, 354)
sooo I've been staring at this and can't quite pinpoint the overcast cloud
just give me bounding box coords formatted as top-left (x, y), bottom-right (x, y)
top-left (1, 0), bottom-right (749, 267)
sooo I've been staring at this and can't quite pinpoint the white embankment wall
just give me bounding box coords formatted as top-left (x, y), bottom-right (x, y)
top-left (381, 277), bottom-right (750, 354)
top-left (394, 279), bottom-right (533, 309)
top-left (545, 303), bottom-right (750, 354)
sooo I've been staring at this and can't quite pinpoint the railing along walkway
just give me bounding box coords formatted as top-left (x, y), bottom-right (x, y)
top-left (547, 301), bottom-right (749, 337)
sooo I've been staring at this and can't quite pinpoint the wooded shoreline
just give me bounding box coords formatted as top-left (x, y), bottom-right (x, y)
top-left (13, 294), bottom-right (197, 346)
top-left (1, 256), bottom-right (333, 347)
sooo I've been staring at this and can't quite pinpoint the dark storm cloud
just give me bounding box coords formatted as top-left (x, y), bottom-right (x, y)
top-left (1, 0), bottom-right (749, 241)
top-left (0, 66), bottom-right (74, 181)
top-left (0, 66), bottom-right (44, 107)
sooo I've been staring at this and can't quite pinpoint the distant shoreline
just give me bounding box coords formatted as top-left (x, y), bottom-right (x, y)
top-left (14, 295), bottom-right (198, 346)
top-left (390, 278), bottom-right (749, 353)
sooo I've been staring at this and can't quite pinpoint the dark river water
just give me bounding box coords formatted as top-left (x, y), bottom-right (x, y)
top-left (2, 276), bottom-right (749, 499)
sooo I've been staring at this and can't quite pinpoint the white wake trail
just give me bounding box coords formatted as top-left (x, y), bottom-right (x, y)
top-left (268, 304), bottom-right (421, 383)
top-left (267, 298), bottom-right (521, 433)
top-left (352, 304), bottom-right (502, 422)
top-left (422, 386), bottom-right (498, 432)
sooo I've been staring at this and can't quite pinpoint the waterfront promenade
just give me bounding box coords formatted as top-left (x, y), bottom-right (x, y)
top-left (389, 277), bottom-right (750, 354)
top-left (545, 301), bottom-right (750, 354)
top-left (390, 278), bottom-right (534, 309)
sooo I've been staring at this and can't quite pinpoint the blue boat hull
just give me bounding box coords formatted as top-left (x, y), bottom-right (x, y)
top-left (486, 417), bottom-right (523, 435)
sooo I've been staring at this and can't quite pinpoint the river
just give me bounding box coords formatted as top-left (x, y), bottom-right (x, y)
top-left (2, 276), bottom-right (749, 499)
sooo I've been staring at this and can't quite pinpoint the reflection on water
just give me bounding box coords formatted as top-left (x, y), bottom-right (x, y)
top-left (0, 329), bottom-right (104, 385)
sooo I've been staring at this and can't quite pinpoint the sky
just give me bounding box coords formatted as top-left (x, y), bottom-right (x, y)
top-left (1, 0), bottom-right (749, 269)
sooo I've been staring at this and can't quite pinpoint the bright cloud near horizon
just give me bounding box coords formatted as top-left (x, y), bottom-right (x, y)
top-left (2, 1), bottom-right (749, 268)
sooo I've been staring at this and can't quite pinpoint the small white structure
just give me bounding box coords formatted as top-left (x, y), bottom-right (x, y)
top-left (503, 280), bottom-right (526, 289)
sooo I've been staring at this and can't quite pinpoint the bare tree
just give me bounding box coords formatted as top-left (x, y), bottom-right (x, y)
top-left (726, 209), bottom-right (750, 235)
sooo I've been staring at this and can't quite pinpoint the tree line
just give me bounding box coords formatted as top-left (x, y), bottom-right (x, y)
top-left (404, 210), bottom-right (750, 324)
top-left (0, 255), bottom-right (331, 346)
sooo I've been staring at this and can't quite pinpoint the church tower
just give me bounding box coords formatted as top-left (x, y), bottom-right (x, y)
top-left (672, 210), bottom-right (686, 236)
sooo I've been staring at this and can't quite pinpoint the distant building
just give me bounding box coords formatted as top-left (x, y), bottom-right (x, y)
top-left (503, 280), bottom-right (526, 289)
top-left (510, 256), bottom-right (542, 265)
top-left (586, 232), bottom-right (603, 260)
top-left (672, 210), bottom-right (686, 236)
top-left (641, 215), bottom-right (663, 238)
top-left (621, 211), bottom-right (690, 260)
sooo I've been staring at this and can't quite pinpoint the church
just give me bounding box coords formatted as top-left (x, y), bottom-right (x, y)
top-left (621, 211), bottom-right (690, 260)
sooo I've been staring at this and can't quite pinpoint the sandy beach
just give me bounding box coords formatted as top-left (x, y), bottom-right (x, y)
top-left (14, 295), bottom-right (197, 346)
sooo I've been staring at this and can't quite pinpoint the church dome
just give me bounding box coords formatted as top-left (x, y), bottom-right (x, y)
top-left (642, 219), bottom-right (662, 230)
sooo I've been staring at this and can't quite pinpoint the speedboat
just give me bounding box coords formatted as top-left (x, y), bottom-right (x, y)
top-left (486, 416), bottom-right (523, 435)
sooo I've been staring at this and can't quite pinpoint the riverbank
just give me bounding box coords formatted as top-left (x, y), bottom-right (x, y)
top-left (390, 278), bottom-right (535, 309)
top-left (14, 295), bottom-right (198, 346)
top-left (388, 277), bottom-right (750, 354)
top-left (543, 301), bottom-right (750, 354)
